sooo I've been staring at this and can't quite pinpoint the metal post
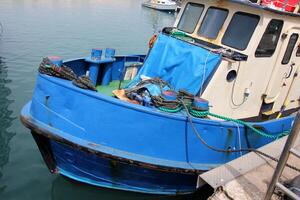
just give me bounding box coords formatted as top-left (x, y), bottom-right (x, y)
top-left (264, 111), bottom-right (300, 200)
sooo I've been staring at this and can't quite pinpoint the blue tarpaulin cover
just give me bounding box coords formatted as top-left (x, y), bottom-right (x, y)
top-left (128, 34), bottom-right (221, 95)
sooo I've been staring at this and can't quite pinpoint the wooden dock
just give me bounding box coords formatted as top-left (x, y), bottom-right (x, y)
top-left (198, 135), bottom-right (300, 200)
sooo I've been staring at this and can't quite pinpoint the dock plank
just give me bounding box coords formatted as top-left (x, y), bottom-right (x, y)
top-left (199, 135), bottom-right (300, 200)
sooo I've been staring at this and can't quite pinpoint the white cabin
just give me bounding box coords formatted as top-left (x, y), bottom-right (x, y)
top-left (173, 0), bottom-right (300, 120)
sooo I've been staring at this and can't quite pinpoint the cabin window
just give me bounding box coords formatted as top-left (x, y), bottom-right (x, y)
top-left (255, 20), bottom-right (283, 57)
top-left (198, 7), bottom-right (228, 39)
top-left (296, 44), bottom-right (300, 57)
top-left (282, 33), bottom-right (299, 64)
top-left (177, 3), bottom-right (204, 33)
top-left (222, 12), bottom-right (260, 50)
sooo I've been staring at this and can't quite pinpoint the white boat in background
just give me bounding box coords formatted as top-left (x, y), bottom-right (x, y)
top-left (142, 0), bottom-right (178, 11)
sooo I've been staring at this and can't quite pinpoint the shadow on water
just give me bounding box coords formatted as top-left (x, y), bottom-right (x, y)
top-left (0, 57), bottom-right (16, 193)
top-left (51, 176), bottom-right (213, 200)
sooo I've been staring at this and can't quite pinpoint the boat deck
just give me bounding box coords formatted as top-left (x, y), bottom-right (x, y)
top-left (96, 80), bottom-right (130, 96)
top-left (198, 134), bottom-right (300, 200)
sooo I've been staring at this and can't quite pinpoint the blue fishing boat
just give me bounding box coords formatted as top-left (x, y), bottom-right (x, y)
top-left (21, 0), bottom-right (300, 195)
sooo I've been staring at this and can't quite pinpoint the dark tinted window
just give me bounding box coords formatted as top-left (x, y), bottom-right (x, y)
top-left (198, 7), bottom-right (228, 39)
top-left (222, 12), bottom-right (260, 50)
top-left (255, 20), bottom-right (283, 57)
top-left (282, 33), bottom-right (299, 64)
top-left (177, 3), bottom-right (204, 33)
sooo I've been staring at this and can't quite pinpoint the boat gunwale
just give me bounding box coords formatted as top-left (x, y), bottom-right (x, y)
top-left (38, 73), bottom-right (189, 122)
top-left (37, 70), bottom-right (294, 128)
top-left (20, 114), bottom-right (205, 175)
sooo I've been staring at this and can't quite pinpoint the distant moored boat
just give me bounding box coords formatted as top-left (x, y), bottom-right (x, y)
top-left (142, 0), bottom-right (178, 11)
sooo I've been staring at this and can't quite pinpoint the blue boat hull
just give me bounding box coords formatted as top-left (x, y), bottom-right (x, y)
top-left (22, 115), bottom-right (200, 194)
top-left (20, 56), bottom-right (295, 194)
top-left (52, 140), bottom-right (198, 194)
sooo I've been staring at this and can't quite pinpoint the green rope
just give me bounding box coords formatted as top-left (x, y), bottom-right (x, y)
top-left (189, 109), bottom-right (209, 118)
top-left (158, 106), bottom-right (289, 139)
top-left (170, 30), bottom-right (195, 43)
top-left (190, 109), bottom-right (289, 139)
top-left (158, 106), bottom-right (182, 113)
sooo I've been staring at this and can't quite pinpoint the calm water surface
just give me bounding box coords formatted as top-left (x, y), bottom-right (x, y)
top-left (0, 1), bottom-right (206, 199)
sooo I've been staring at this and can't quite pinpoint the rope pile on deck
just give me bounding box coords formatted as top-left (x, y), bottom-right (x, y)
top-left (39, 57), bottom-right (96, 91)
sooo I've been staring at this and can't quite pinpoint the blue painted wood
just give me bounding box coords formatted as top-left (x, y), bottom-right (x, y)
top-left (20, 54), bottom-right (294, 194)
top-left (84, 57), bottom-right (115, 86)
top-left (105, 48), bottom-right (115, 58)
top-left (48, 56), bottom-right (63, 67)
top-left (101, 48), bottom-right (116, 85)
top-left (50, 140), bottom-right (198, 194)
top-left (91, 48), bottom-right (102, 60)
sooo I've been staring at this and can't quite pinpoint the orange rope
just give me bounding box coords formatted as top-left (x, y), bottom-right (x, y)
top-left (148, 34), bottom-right (158, 49)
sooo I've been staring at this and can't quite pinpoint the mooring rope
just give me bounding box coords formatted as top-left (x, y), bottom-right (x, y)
top-left (189, 109), bottom-right (289, 139)
top-left (180, 100), bottom-right (300, 173)
top-left (157, 101), bottom-right (289, 139)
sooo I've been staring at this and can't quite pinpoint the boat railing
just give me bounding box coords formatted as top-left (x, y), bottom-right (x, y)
top-left (247, 0), bottom-right (300, 14)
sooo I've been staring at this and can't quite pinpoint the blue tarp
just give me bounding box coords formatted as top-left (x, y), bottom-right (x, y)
top-left (128, 34), bottom-right (221, 95)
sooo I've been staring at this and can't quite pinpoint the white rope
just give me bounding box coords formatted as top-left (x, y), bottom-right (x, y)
top-left (233, 121), bottom-right (243, 157)
top-left (199, 50), bottom-right (212, 96)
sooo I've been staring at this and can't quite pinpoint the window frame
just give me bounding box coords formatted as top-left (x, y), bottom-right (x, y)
top-left (281, 33), bottom-right (299, 65)
top-left (177, 3), bottom-right (205, 34)
top-left (197, 6), bottom-right (229, 40)
top-left (221, 11), bottom-right (260, 51)
top-left (255, 19), bottom-right (284, 58)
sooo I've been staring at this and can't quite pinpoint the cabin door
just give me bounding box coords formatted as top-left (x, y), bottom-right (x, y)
top-left (264, 28), bottom-right (300, 113)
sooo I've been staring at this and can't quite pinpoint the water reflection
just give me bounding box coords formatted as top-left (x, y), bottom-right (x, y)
top-left (0, 57), bottom-right (16, 192)
top-left (143, 8), bottom-right (177, 34)
top-left (51, 176), bottom-right (205, 200)
top-left (0, 0), bottom-right (178, 199)
top-left (0, 22), bottom-right (3, 38)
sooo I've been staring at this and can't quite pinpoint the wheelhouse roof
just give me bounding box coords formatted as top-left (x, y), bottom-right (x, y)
top-left (230, 0), bottom-right (300, 18)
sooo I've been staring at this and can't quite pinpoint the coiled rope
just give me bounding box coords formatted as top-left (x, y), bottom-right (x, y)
top-left (158, 105), bottom-right (182, 113)
top-left (39, 57), bottom-right (77, 81)
top-left (39, 57), bottom-right (96, 91)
